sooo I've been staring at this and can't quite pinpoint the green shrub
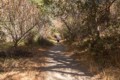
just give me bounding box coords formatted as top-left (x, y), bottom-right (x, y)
top-left (25, 32), bottom-right (35, 45)
top-left (37, 37), bottom-right (53, 46)
top-left (0, 47), bottom-right (33, 59)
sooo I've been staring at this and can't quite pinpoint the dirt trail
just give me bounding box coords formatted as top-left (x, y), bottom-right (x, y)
top-left (41, 44), bottom-right (94, 80)
top-left (0, 45), bottom-right (98, 80)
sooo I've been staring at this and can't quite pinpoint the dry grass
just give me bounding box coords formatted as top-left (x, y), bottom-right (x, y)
top-left (0, 46), bottom-right (47, 80)
top-left (101, 67), bottom-right (120, 80)
top-left (65, 43), bottom-right (120, 80)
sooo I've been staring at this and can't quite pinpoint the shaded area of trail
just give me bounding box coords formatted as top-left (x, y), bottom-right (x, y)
top-left (0, 44), bottom-right (98, 80)
top-left (41, 44), bottom-right (94, 80)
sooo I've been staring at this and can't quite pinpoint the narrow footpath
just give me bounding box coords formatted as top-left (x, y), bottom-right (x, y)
top-left (41, 44), bottom-right (94, 80)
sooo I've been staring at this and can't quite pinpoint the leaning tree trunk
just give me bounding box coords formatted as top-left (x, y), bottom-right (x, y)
top-left (13, 40), bottom-right (19, 49)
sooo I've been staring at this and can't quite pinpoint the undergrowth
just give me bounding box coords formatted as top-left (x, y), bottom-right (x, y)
top-left (67, 36), bottom-right (120, 80)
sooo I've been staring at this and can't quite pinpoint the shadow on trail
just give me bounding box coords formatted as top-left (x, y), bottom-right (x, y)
top-left (0, 44), bottom-right (94, 80)
top-left (39, 44), bottom-right (93, 77)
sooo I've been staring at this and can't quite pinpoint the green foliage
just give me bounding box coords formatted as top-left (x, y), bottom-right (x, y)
top-left (30, 0), bottom-right (43, 6)
top-left (43, 0), bottom-right (52, 5)
top-left (25, 32), bottom-right (36, 46)
top-left (37, 37), bottom-right (53, 46)
top-left (0, 47), bottom-right (33, 59)
top-left (0, 30), bottom-right (6, 43)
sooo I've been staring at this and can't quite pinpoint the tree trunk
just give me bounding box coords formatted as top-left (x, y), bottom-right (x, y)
top-left (13, 40), bottom-right (18, 48)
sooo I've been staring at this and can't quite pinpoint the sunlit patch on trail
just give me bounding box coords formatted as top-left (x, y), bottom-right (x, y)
top-left (38, 48), bottom-right (47, 52)
top-left (43, 45), bottom-right (93, 80)
top-left (49, 50), bottom-right (61, 53)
